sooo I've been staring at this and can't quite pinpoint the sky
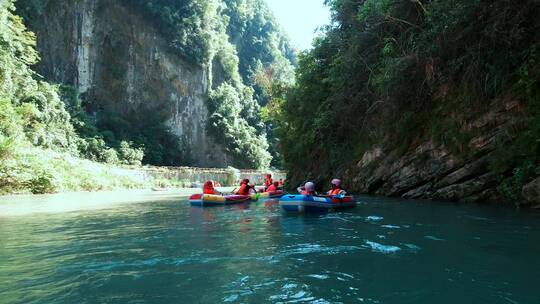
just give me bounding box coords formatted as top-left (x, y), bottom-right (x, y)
top-left (265, 0), bottom-right (331, 51)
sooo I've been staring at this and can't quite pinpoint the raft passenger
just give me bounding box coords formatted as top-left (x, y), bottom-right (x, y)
top-left (327, 179), bottom-right (347, 196)
top-left (266, 181), bottom-right (279, 193)
top-left (298, 182), bottom-right (316, 196)
top-left (203, 180), bottom-right (221, 195)
top-left (237, 179), bottom-right (254, 195)
top-left (264, 174), bottom-right (273, 190)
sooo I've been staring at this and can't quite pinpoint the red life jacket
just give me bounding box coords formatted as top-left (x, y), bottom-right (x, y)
top-left (266, 184), bottom-right (277, 192)
top-left (203, 181), bottom-right (218, 195)
top-left (203, 187), bottom-right (218, 195)
top-left (237, 183), bottom-right (250, 195)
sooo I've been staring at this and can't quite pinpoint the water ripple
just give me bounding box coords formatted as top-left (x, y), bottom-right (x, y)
top-left (364, 241), bottom-right (401, 254)
top-left (425, 235), bottom-right (445, 241)
top-left (1, 198), bottom-right (539, 303)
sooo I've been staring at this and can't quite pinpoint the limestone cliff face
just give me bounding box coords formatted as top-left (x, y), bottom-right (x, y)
top-left (20, 0), bottom-right (231, 167)
top-left (341, 100), bottom-right (525, 204)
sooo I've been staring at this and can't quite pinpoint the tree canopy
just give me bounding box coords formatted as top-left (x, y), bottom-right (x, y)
top-left (279, 0), bottom-right (540, 196)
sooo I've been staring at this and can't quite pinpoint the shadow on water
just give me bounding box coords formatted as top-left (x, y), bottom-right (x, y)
top-left (0, 195), bottom-right (539, 303)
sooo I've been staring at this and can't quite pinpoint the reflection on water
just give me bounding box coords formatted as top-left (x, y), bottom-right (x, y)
top-left (1, 196), bottom-right (540, 303)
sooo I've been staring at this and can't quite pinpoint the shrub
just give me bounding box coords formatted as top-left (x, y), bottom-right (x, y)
top-left (29, 171), bottom-right (56, 194)
top-left (118, 141), bottom-right (144, 166)
top-left (498, 162), bottom-right (540, 201)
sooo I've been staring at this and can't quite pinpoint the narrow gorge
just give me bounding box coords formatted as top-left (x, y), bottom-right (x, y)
top-left (2, 0), bottom-right (538, 204)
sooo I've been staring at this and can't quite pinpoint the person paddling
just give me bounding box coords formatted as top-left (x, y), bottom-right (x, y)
top-left (327, 179), bottom-right (346, 196)
top-left (203, 180), bottom-right (221, 195)
top-left (236, 179), bottom-right (254, 195)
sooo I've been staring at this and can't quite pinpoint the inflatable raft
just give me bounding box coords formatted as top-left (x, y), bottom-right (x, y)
top-left (251, 190), bottom-right (284, 200)
top-left (189, 194), bottom-right (255, 206)
top-left (279, 195), bottom-right (357, 213)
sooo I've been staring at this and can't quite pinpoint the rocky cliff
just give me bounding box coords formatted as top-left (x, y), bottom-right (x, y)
top-left (17, 0), bottom-right (293, 168)
top-left (286, 95), bottom-right (538, 206)
top-left (339, 99), bottom-right (536, 205)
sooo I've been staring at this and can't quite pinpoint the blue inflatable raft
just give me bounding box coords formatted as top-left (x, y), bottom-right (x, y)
top-left (279, 195), bottom-right (357, 213)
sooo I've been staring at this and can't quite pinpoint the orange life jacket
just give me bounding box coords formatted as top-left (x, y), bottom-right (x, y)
top-left (301, 190), bottom-right (315, 196)
top-left (328, 188), bottom-right (342, 196)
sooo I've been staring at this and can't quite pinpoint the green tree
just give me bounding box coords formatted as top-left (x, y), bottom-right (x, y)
top-left (208, 83), bottom-right (271, 169)
top-left (0, 0), bottom-right (78, 154)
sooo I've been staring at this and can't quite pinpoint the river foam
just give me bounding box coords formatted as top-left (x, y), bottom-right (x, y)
top-left (365, 241), bottom-right (401, 254)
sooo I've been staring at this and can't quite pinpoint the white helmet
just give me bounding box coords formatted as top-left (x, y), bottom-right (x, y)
top-left (304, 182), bottom-right (315, 192)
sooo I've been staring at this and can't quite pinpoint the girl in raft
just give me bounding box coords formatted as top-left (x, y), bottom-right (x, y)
top-left (327, 179), bottom-right (347, 196)
top-left (236, 179), bottom-right (255, 195)
top-left (266, 181), bottom-right (279, 193)
top-left (297, 182), bottom-right (316, 196)
top-left (203, 180), bottom-right (222, 195)
top-left (264, 174), bottom-right (273, 190)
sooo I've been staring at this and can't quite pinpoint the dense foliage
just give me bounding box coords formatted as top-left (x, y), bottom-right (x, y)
top-left (207, 83), bottom-right (271, 168)
top-left (279, 0), bottom-right (540, 198)
top-left (126, 0), bottom-right (296, 82)
top-left (222, 0), bottom-right (296, 86)
top-left (223, 0), bottom-right (296, 167)
top-left (0, 1), bottom-right (144, 193)
top-left (0, 1), bottom-right (76, 153)
top-left (58, 85), bottom-right (145, 166)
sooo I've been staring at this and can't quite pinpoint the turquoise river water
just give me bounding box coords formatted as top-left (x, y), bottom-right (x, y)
top-left (1, 196), bottom-right (539, 303)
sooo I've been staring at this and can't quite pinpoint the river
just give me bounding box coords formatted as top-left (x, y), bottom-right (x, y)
top-left (0, 194), bottom-right (539, 303)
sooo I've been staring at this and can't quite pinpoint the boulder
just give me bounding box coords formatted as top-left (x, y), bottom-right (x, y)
top-left (522, 177), bottom-right (540, 205)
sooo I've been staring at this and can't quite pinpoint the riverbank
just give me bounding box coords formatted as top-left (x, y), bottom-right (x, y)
top-left (0, 147), bottom-right (148, 195)
top-left (0, 146), bottom-right (285, 196)
top-left (0, 187), bottom-right (236, 217)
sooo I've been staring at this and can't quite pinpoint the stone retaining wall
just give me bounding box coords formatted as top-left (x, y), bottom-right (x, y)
top-left (122, 166), bottom-right (286, 187)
